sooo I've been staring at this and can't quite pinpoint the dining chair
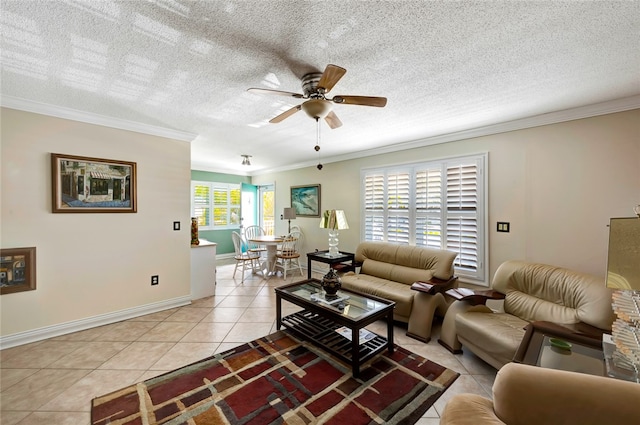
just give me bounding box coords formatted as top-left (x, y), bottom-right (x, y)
top-left (277, 225), bottom-right (302, 253)
top-left (231, 231), bottom-right (260, 283)
top-left (289, 225), bottom-right (302, 234)
top-left (274, 230), bottom-right (304, 279)
top-left (244, 225), bottom-right (267, 258)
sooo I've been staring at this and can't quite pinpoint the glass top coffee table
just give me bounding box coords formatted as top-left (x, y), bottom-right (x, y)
top-left (275, 279), bottom-right (395, 378)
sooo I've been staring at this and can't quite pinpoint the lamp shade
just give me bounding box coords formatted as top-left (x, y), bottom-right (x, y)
top-left (319, 210), bottom-right (349, 230)
top-left (606, 217), bottom-right (640, 290)
top-left (283, 207), bottom-right (297, 220)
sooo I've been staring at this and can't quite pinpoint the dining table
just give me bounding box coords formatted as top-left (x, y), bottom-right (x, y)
top-left (248, 235), bottom-right (285, 277)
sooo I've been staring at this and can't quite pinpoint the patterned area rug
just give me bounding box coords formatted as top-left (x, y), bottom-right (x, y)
top-left (91, 331), bottom-right (459, 424)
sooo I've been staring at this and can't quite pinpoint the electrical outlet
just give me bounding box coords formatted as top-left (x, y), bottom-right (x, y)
top-left (151, 275), bottom-right (159, 285)
top-left (173, 221), bottom-right (180, 231)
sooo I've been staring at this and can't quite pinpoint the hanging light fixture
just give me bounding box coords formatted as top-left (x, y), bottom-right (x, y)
top-left (241, 154), bottom-right (252, 166)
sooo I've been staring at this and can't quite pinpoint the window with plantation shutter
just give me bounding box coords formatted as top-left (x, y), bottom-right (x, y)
top-left (191, 181), bottom-right (241, 230)
top-left (192, 183), bottom-right (211, 227)
top-left (361, 154), bottom-right (487, 284)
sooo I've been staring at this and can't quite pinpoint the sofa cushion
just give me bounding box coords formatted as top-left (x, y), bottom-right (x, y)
top-left (456, 311), bottom-right (528, 366)
top-left (356, 241), bottom-right (457, 281)
top-left (341, 273), bottom-right (413, 319)
top-left (361, 259), bottom-right (436, 285)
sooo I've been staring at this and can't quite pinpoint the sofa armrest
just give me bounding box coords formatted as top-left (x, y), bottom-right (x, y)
top-left (331, 260), bottom-right (363, 274)
top-left (445, 288), bottom-right (505, 306)
top-left (411, 276), bottom-right (458, 295)
top-left (439, 394), bottom-right (506, 425)
top-left (492, 363), bottom-right (640, 425)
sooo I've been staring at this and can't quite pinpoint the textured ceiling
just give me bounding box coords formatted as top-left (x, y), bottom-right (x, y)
top-left (1, 1), bottom-right (639, 174)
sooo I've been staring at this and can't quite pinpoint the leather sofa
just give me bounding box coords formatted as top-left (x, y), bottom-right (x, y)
top-left (439, 362), bottom-right (640, 425)
top-left (438, 260), bottom-right (615, 369)
top-left (340, 241), bottom-right (458, 342)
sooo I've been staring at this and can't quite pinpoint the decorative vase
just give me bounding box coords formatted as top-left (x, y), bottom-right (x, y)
top-left (322, 268), bottom-right (342, 298)
top-left (191, 217), bottom-right (200, 245)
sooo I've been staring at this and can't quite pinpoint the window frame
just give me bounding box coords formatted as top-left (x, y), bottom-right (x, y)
top-left (360, 153), bottom-right (488, 285)
top-left (191, 181), bottom-right (241, 230)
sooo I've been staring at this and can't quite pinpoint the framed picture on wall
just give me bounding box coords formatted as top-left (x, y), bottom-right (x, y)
top-left (291, 184), bottom-right (321, 217)
top-left (1, 247), bottom-right (36, 295)
top-left (51, 153), bottom-right (137, 213)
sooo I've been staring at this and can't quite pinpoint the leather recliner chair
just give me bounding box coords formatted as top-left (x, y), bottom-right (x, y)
top-left (438, 260), bottom-right (615, 369)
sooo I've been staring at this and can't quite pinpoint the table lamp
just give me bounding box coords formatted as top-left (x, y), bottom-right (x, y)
top-left (319, 209), bottom-right (349, 257)
top-left (283, 207), bottom-right (296, 234)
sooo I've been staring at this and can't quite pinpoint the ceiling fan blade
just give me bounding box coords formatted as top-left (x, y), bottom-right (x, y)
top-left (248, 88), bottom-right (305, 99)
top-left (331, 95), bottom-right (387, 107)
top-left (324, 111), bottom-right (343, 129)
top-left (269, 105), bottom-right (302, 123)
top-left (317, 64), bottom-right (346, 93)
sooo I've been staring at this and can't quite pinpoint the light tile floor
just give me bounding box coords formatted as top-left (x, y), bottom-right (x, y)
top-left (0, 260), bottom-right (497, 425)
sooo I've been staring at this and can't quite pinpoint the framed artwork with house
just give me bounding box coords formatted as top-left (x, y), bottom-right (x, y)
top-left (1, 247), bottom-right (36, 295)
top-left (51, 153), bottom-right (137, 213)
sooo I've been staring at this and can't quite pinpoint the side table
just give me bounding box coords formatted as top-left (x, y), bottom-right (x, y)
top-left (306, 250), bottom-right (356, 279)
top-left (513, 321), bottom-right (605, 377)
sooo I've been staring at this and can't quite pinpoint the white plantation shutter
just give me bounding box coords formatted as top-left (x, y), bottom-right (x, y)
top-left (387, 215), bottom-right (410, 243)
top-left (192, 182), bottom-right (211, 227)
top-left (387, 171), bottom-right (410, 244)
top-left (364, 215), bottom-right (385, 241)
top-left (446, 163), bottom-right (479, 272)
top-left (363, 173), bottom-right (385, 240)
top-left (415, 168), bottom-right (442, 248)
top-left (191, 181), bottom-right (240, 230)
top-left (361, 154), bottom-right (486, 284)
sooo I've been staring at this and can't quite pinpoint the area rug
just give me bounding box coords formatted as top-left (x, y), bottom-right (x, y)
top-left (91, 330), bottom-right (459, 425)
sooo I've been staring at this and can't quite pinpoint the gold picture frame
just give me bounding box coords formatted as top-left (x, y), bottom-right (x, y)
top-left (51, 153), bottom-right (137, 213)
top-left (1, 247), bottom-right (36, 295)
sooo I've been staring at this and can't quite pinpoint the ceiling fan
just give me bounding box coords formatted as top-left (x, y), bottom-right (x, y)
top-left (248, 64), bottom-right (387, 129)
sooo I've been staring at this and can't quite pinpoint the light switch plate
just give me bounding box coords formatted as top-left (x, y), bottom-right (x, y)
top-left (497, 222), bottom-right (510, 232)
top-left (173, 221), bottom-right (180, 231)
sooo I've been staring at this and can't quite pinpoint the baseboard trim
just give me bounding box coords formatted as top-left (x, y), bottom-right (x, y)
top-left (216, 252), bottom-right (235, 261)
top-left (0, 296), bottom-right (192, 350)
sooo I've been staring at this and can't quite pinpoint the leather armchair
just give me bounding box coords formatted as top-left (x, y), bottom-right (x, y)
top-left (438, 260), bottom-right (615, 369)
top-left (439, 362), bottom-right (640, 425)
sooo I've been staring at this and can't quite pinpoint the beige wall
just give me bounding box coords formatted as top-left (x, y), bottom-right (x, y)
top-left (0, 108), bottom-right (192, 339)
top-left (1, 107), bottom-right (637, 343)
top-left (253, 110), bottom-right (640, 285)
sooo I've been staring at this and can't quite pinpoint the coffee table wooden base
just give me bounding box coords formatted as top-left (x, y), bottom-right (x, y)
top-left (275, 279), bottom-right (395, 378)
top-left (281, 310), bottom-right (391, 377)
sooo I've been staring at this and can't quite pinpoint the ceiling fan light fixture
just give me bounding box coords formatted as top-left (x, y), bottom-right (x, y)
top-left (301, 99), bottom-right (332, 119)
top-left (241, 154), bottom-right (252, 166)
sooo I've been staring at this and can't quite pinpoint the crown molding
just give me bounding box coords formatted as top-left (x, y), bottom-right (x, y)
top-left (5, 94), bottom-right (636, 174)
top-left (252, 95), bottom-right (640, 175)
top-left (1, 95), bottom-right (197, 142)
top-left (331, 95), bottom-right (640, 163)
top-left (160, 95), bottom-right (640, 176)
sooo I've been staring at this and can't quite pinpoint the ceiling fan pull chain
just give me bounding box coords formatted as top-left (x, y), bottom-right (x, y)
top-left (315, 118), bottom-right (323, 170)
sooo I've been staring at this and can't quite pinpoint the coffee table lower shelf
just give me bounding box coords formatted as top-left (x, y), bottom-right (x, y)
top-left (281, 310), bottom-right (389, 375)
